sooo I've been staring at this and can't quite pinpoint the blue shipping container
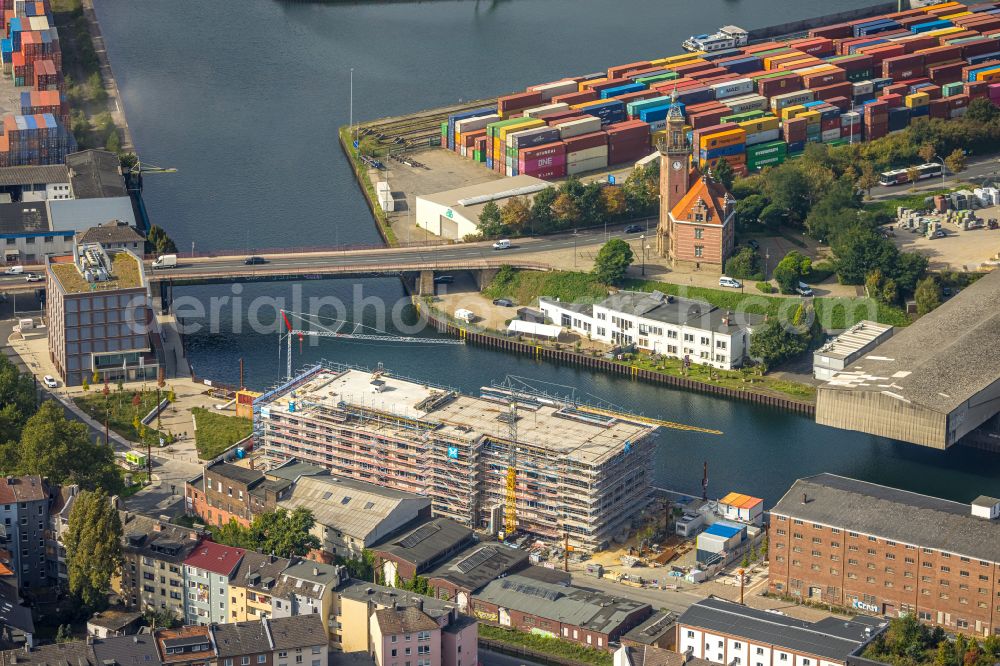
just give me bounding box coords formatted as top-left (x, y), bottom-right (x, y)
top-left (600, 82), bottom-right (646, 99)
top-left (700, 143), bottom-right (745, 159)
top-left (967, 52), bottom-right (1000, 66)
top-left (447, 107), bottom-right (495, 151)
top-left (720, 56), bottom-right (762, 75)
top-left (911, 19), bottom-right (951, 34)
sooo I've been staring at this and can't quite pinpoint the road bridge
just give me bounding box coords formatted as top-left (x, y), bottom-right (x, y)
top-left (0, 227), bottom-right (634, 310)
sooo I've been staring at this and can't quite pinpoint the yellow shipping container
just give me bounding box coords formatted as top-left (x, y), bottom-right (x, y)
top-left (652, 129), bottom-right (667, 146)
top-left (663, 58), bottom-right (708, 72)
top-left (976, 67), bottom-right (1000, 82)
top-left (919, 0), bottom-right (962, 11)
top-left (793, 64), bottom-right (839, 76)
top-left (739, 115), bottom-right (780, 133)
top-left (905, 92), bottom-right (930, 108)
top-left (940, 11), bottom-right (971, 19)
top-left (799, 110), bottom-right (821, 126)
top-left (579, 77), bottom-right (608, 92)
top-left (777, 58), bottom-right (822, 72)
top-left (923, 26), bottom-right (964, 39)
top-left (763, 51), bottom-right (806, 70)
top-left (699, 128), bottom-right (747, 149)
top-left (780, 104), bottom-right (808, 121)
top-left (498, 119), bottom-right (544, 142)
top-left (654, 53), bottom-right (704, 66)
top-left (571, 99), bottom-right (612, 110)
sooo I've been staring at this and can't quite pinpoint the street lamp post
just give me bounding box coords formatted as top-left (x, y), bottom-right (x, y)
top-left (640, 235), bottom-right (646, 276)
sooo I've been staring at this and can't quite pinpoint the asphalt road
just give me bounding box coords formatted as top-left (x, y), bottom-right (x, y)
top-left (478, 648), bottom-right (551, 666)
top-left (869, 153), bottom-right (1000, 199)
top-left (569, 572), bottom-right (702, 614)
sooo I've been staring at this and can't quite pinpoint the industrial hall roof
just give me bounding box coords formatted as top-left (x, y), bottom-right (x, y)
top-left (677, 597), bottom-right (886, 661)
top-left (66, 149), bottom-right (127, 199)
top-left (373, 517), bottom-right (474, 571)
top-left (475, 573), bottom-right (650, 635)
top-left (0, 164), bottom-right (68, 186)
top-left (425, 542), bottom-right (528, 592)
top-left (278, 474), bottom-right (428, 543)
top-left (771, 474), bottom-right (1000, 562)
top-left (820, 269), bottom-right (1000, 414)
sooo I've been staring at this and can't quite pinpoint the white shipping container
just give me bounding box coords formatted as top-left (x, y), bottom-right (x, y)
top-left (454, 114), bottom-right (500, 136)
top-left (530, 79), bottom-right (579, 101)
top-left (841, 111), bottom-right (860, 126)
top-left (821, 128), bottom-right (841, 142)
top-left (647, 119), bottom-right (667, 131)
top-left (524, 102), bottom-right (570, 118)
top-left (770, 90), bottom-right (815, 113)
top-left (852, 80), bottom-right (874, 95)
top-left (378, 192), bottom-right (394, 213)
top-left (376, 181), bottom-right (391, 194)
top-left (724, 94), bottom-right (769, 114)
top-left (28, 16), bottom-right (49, 31)
top-left (506, 126), bottom-right (559, 149)
top-left (711, 77), bottom-right (754, 99)
top-left (567, 155), bottom-right (609, 175)
top-left (567, 145), bottom-right (609, 162)
top-left (558, 116), bottom-right (602, 139)
top-left (745, 128), bottom-right (780, 145)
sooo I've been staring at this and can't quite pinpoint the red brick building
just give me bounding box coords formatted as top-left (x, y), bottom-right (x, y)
top-left (768, 474), bottom-right (1000, 637)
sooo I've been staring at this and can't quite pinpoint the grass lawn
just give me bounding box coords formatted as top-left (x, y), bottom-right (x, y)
top-left (119, 470), bottom-right (150, 498)
top-left (478, 624), bottom-right (611, 666)
top-left (484, 269), bottom-right (609, 306)
top-left (74, 389), bottom-right (168, 446)
top-left (192, 408), bottom-right (253, 460)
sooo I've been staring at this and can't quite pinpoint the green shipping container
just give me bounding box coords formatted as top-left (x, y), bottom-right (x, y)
top-left (748, 155), bottom-right (785, 170)
top-left (722, 110), bottom-right (766, 124)
top-left (942, 81), bottom-right (964, 97)
top-left (746, 139), bottom-right (787, 160)
top-left (846, 69), bottom-right (873, 82)
top-left (636, 71), bottom-right (679, 85)
top-left (824, 138), bottom-right (849, 147)
top-left (441, 122), bottom-right (447, 137)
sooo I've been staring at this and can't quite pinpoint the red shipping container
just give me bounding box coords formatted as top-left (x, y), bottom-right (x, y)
top-left (929, 98), bottom-right (950, 118)
top-left (553, 91), bottom-right (598, 105)
top-left (802, 69), bottom-right (847, 88)
top-left (894, 34), bottom-right (938, 54)
top-left (744, 41), bottom-right (785, 54)
top-left (670, 61), bottom-right (716, 76)
top-left (622, 65), bottom-right (664, 79)
top-left (883, 83), bottom-right (910, 97)
top-left (820, 117), bottom-right (840, 132)
top-left (965, 81), bottom-right (989, 99)
top-left (589, 77), bottom-right (632, 93)
top-left (788, 36), bottom-right (836, 56)
top-left (685, 101), bottom-right (728, 115)
top-left (808, 22), bottom-right (854, 40)
top-left (882, 54), bottom-right (925, 80)
top-left (928, 61), bottom-right (966, 86)
top-left (758, 74), bottom-right (803, 98)
top-left (812, 81), bottom-right (854, 101)
top-left (564, 131), bottom-right (607, 152)
top-left (825, 96), bottom-right (851, 112)
top-left (499, 91), bottom-right (543, 114)
top-left (917, 45), bottom-right (962, 66)
top-left (519, 141), bottom-right (565, 161)
top-left (857, 44), bottom-right (906, 68)
top-left (523, 165), bottom-right (567, 180)
top-left (519, 153), bottom-right (566, 172)
top-left (539, 111), bottom-right (586, 124)
top-left (990, 82), bottom-right (1000, 98)
top-left (615, 90), bottom-right (661, 106)
top-left (887, 7), bottom-right (931, 20)
top-left (607, 119), bottom-right (649, 133)
top-left (688, 67), bottom-right (731, 81)
top-left (690, 108), bottom-right (730, 129)
top-left (608, 60), bottom-right (652, 80)
top-left (879, 93), bottom-right (904, 108)
top-left (950, 94), bottom-right (971, 110)
top-left (959, 38), bottom-right (1000, 60)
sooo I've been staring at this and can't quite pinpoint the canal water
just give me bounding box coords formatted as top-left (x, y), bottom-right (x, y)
top-left (92, 0), bottom-right (1000, 503)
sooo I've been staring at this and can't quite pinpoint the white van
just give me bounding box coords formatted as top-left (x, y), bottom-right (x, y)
top-left (454, 308), bottom-right (476, 323)
top-left (4, 265), bottom-right (23, 275)
top-left (492, 239), bottom-right (511, 250)
top-left (719, 276), bottom-right (742, 289)
top-left (152, 254), bottom-right (177, 269)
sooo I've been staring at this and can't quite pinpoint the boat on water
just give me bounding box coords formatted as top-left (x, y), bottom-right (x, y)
top-left (682, 25), bottom-right (749, 52)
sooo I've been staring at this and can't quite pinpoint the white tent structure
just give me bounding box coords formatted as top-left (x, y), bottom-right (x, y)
top-left (507, 319), bottom-right (561, 340)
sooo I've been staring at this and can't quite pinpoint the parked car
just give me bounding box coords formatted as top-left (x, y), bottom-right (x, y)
top-left (4, 265), bottom-right (23, 275)
top-left (493, 298), bottom-right (514, 307)
top-left (433, 275), bottom-right (455, 284)
top-left (719, 276), bottom-right (742, 289)
top-left (24, 273), bottom-right (42, 283)
top-left (244, 255), bottom-right (268, 265)
top-left (796, 282), bottom-right (814, 297)
top-left (492, 239), bottom-right (511, 250)
top-left (942, 286), bottom-right (953, 297)
top-left (931, 229), bottom-right (947, 239)
top-left (746, 239), bottom-right (760, 250)
top-left (42, 375), bottom-right (58, 389)
top-left (624, 224), bottom-right (643, 234)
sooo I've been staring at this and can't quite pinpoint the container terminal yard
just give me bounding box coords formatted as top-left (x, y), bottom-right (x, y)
top-left (256, 363), bottom-right (672, 552)
top-left (349, 0), bottom-right (1000, 237)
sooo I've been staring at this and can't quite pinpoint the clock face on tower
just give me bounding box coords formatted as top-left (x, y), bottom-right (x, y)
top-left (672, 160), bottom-right (683, 171)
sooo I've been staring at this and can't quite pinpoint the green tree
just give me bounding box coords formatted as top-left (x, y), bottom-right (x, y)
top-left (216, 508), bottom-right (321, 557)
top-left (893, 252), bottom-right (929, 295)
top-left (804, 178), bottom-right (861, 243)
top-left (529, 187), bottom-right (557, 234)
top-left (734, 194), bottom-right (767, 231)
top-left (500, 197), bottom-right (531, 235)
top-left (0, 401), bottom-right (121, 492)
top-left (773, 251), bottom-right (811, 294)
top-left (724, 246), bottom-right (760, 280)
top-left (551, 193), bottom-right (580, 228)
top-left (622, 164), bottom-right (658, 217)
top-left (749, 319), bottom-right (809, 370)
top-left (600, 186), bottom-right (627, 219)
top-left (0, 355), bottom-right (35, 445)
top-left (478, 201), bottom-right (503, 238)
top-left (215, 518), bottom-right (254, 550)
top-left (758, 203), bottom-right (785, 230)
top-left (906, 166), bottom-right (921, 190)
top-left (88, 71), bottom-right (107, 103)
top-left (592, 238), bottom-right (634, 285)
top-left (763, 164), bottom-right (811, 223)
top-left (857, 162), bottom-right (879, 200)
top-left (105, 130), bottom-right (121, 154)
top-left (915, 275), bottom-right (943, 316)
top-left (917, 142), bottom-right (937, 164)
top-left (712, 159), bottom-right (735, 191)
top-left (944, 148), bottom-right (966, 174)
top-left (833, 226), bottom-right (899, 286)
top-left (64, 489), bottom-right (123, 610)
top-left (145, 225), bottom-right (178, 256)
top-left (143, 608), bottom-right (181, 630)
top-left (965, 97), bottom-right (999, 124)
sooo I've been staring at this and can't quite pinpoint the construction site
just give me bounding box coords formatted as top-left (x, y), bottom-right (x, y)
top-left (254, 363), bottom-right (674, 552)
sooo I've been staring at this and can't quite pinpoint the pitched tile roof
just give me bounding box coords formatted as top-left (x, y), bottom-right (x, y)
top-left (77, 220), bottom-right (144, 246)
top-left (183, 541), bottom-right (245, 576)
top-left (156, 626), bottom-right (214, 664)
top-left (266, 615), bottom-right (327, 650)
top-left (212, 621), bottom-right (272, 657)
top-left (669, 175), bottom-right (733, 226)
top-left (91, 634), bottom-right (160, 666)
top-left (0, 476), bottom-right (48, 503)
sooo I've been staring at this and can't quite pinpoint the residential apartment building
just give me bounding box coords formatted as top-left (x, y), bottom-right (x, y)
top-left (230, 552), bottom-right (291, 623)
top-left (45, 484), bottom-right (78, 586)
top-left (118, 512), bottom-right (204, 619)
top-left (332, 579), bottom-right (475, 662)
top-left (258, 366), bottom-right (657, 552)
top-left (183, 541), bottom-right (245, 625)
top-left (0, 475), bottom-right (51, 590)
top-left (185, 461), bottom-right (319, 529)
top-left (45, 242), bottom-right (159, 386)
top-left (371, 606), bottom-right (476, 666)
top-left (539, 291), bottom-right (760, 370)
top-left (270, 561), bottom-right (343, 636)
top-left (0, 616), bottom-right (328, 666)
top-left (768, 474), bottom-right (1000, 636)
top-left (675, 597), bottom-right (887, 666)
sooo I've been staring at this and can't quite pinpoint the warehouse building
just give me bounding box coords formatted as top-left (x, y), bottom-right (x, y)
top-left (816, 270), bottom-right (1000, 449)
top-left (257, 365), bottom-right (658, 552)
top-left (675, 597), bottom-right (887, 666)
top-left (812, 321), bottom-right (894, 381)
top-left (414, 175), bottom-right (548, 239)
top-left (768, 473), bottom-right (1000, 636)
top-left (372, 517), bottom-right (475, 586)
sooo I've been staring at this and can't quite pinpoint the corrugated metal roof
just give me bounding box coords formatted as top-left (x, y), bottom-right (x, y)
top-left (703, 523), bottom-right (740, 538)
top-left (0, 164), bottom-right (67, 186)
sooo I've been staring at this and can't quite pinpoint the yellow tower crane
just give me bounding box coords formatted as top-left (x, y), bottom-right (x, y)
top-left (504, 400), bottom-right (518, 538)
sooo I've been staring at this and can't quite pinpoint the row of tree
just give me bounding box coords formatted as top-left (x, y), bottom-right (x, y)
top-left (864, 614), bottom-right (1000, 666)
top-left (476, 164), bottom-right (659, 240)
top-left (214, 507), bottom-right (321, 557)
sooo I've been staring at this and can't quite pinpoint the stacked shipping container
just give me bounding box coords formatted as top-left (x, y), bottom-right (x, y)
top-left (440, 1), bottom-right (1000, 181)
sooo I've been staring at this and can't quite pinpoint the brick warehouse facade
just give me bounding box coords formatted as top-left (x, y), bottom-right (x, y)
top-left (768, 474), bottom-right (1000, 637)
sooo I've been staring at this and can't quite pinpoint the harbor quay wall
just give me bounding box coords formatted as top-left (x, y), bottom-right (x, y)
top-left (747, 2), bottom-right (900, 41)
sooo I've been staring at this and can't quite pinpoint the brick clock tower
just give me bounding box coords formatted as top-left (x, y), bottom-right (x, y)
top-left (656, 90), bottom-right (691, 258)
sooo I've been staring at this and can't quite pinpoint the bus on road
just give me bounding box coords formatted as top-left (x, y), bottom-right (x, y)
top-left (878, 163), bottom-right (942, 186)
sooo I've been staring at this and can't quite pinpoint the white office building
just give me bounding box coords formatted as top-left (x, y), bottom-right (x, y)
top-left (539, 290), bottom-right (762, 370)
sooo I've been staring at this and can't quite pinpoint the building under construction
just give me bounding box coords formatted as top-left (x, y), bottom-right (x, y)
top-left (255, 364), bottom-right (659, 552)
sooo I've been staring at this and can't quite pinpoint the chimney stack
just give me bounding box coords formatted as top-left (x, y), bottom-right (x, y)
top-left (802, 493), bottom-right (809, 504)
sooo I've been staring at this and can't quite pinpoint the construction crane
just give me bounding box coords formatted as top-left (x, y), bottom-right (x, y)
top-left (127, 159), bottom-right (178, 176)
top-left (505, 399), bottom-right (518, 539)
top-left (278, 310), bottom-right (463, 381)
